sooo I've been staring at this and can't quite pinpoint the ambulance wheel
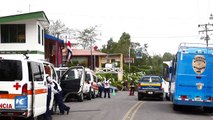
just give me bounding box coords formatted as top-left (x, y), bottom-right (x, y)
top-left (78, 92), bottom-right (84, 102)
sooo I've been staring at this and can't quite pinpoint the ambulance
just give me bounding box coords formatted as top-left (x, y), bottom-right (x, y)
top-left (0, 56), bottom-right (57, 119)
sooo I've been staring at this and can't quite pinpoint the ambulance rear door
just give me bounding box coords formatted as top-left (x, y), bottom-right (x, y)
top-left (0, 59), bottom-right (24, 114)
top-left (28, 61), bottom-right (47, 117)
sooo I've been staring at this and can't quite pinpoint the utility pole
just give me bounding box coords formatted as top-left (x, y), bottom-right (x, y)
top-left (90, 38), bottom-right (93, 70)
top-left (198, 23), bottom-right (213, 47)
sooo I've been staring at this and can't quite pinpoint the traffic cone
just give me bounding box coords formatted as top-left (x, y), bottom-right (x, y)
top-left (112, 89), bottom-right (116, 96)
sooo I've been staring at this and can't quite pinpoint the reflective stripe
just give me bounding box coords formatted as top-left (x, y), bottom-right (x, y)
top-left (0, 89), bottom-right (47, 99)
top-left (140, 83), bottom-right (161, 86)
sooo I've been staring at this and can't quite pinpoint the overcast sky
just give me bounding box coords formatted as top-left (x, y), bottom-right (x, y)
top-left (0, 0), bottom-right (213, 56)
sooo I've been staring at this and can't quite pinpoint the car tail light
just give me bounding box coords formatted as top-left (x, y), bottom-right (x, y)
top-left (160, 83), bottom-right (163, 90)
top-left (22, 84), bottom-right (27, 96)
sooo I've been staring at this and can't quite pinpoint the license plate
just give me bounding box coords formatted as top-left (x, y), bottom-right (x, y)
top-left (148, 91), bottom-right (153, 94)
top-left (195, 97), bottom-right (201, 101)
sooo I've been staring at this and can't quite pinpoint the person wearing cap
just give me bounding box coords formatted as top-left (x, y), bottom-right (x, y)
top-left (46, 76), bottom-right (70, 115)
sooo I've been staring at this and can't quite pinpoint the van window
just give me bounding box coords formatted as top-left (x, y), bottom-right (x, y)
top-left (0, 60), bottom-right (22, 81)
top-left (86, 73), bottom-right (91, 81)
top-left (28, 62), bottom-right (44, 81)
top-left (62, 68), bottom-right (82, 81)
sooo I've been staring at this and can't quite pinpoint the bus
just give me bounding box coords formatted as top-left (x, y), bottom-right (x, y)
top-left (168, 43), bottom-right (213, 112)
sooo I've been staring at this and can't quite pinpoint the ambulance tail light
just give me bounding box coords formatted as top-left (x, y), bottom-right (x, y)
top-left (22, 84), bottom-right (27, 95)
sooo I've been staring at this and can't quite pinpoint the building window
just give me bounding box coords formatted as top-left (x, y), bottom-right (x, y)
top-left (1, 24), bottom-right (26, 43)
top-left (38, 25), bottom-right (40, 44)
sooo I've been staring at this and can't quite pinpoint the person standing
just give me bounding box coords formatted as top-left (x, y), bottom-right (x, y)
top-left (103, 77), bottom-right (111, 98)
top-left (123, 80), bottom-right (128, 91)
top-left (47, 76), bottom-right (70, 115)
top-left (97, 78), bottom-right (103, 98)
top-left (45, 76), bottom-right (53, 120)
top-left (129, 79), bottom-right (135, 96)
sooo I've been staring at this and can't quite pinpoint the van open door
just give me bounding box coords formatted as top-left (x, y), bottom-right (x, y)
top-left (28, 61), bottom-right (47, 118)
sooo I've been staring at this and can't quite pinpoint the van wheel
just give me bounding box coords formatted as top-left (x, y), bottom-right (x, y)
top-left (78, 92), bottom-right (84, 102)
top-left (28, 116), bottom-right (38, 120)
top-left (92, 90), bottom-right (96, 99)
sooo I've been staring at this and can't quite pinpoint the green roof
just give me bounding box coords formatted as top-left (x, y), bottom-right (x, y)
top-left (0, 11), bottom-right (49, 26)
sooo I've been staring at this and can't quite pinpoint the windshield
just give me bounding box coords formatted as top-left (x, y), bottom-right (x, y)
top-left (61, 68), bottom-right (82, 81)
top-left (0, 60), bottom-right (22, 81)
top-left (151, 77), bottom-right (161, 82)
top-left (140, 76), bottom-right (161, 83)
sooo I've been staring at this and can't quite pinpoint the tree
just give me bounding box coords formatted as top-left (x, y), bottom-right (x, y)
top-left (162, 52), bottom-right (174, 61)
top-left (101, 38), bottom-right (117, 53)
top-left (116, 32), bottom-right (131, 56)
top-left (75, 25), bottom-right (100, 49)
top-left (47, 19), bottom-right (71, 40)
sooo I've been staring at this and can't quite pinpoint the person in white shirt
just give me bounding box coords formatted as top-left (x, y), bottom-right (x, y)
top-left (103, 77), bottom-right (111, 98)
top-left (97, 78), bottom-right (104, 98)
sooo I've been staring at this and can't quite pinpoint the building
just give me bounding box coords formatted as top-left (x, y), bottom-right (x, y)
top-left (0, 11), bottom-right (49, 59)
top-left (72, 50), bottom-right (123, 80)
top-left (45, 34), bottom-right (64, 67)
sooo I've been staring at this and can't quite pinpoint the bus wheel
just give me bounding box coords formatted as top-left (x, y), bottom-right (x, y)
top-left (173, 104), bottom-right (181, 111)
top-left (203, 107), bottom-right (213, 113)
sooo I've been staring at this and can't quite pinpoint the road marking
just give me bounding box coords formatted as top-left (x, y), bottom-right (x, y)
top-left (207, 113), bottom-right (213, 119)
top-left (122, 101), bottom-right (144, 120)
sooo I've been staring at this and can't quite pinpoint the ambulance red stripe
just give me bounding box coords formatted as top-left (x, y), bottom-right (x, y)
top-left (0, 89), bottom-right (47, 99)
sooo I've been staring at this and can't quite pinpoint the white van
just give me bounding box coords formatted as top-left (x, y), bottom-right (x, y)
top-left (85, 68), bottom-right (98, 98)
top-left (0, 57), bottom-right (57, 119)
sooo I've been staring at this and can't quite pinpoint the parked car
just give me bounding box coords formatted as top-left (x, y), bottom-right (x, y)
top-left (85, 68), bottom-right (98, 98)
top-left (137, 75), bottom-right (164, 101)
top-left (60, 66), bottom-right (92, 102)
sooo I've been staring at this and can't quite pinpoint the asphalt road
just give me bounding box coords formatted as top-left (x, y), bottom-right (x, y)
top-left (52, 91), bottom-right (213, 120)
